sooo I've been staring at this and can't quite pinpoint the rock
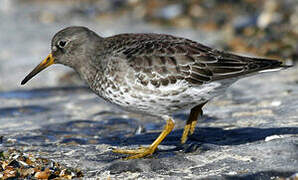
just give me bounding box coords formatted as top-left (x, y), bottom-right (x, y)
top-left (0, 67), bottom-right (297, 179)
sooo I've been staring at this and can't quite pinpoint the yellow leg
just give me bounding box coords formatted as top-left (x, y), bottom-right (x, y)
top-left (181, 102), bottom-right (207, 144)
top-left (113, 118), bottom-right (175, 159)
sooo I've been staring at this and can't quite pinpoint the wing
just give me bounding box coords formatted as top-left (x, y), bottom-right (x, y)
top-left (101, 33), bottom-right (283, 87)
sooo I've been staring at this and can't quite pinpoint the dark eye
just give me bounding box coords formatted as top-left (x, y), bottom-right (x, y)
top-left (58, 40), bottom-right (67, 48)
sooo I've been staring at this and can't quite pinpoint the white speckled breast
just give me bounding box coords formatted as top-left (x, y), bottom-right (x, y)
top-left (87, 66), bottom-right (231, 117)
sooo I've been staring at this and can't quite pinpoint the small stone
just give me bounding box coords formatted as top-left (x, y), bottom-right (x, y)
top-left (271, 100), bottom-right (281, 107)
top-left (21, 168), bottom-right (35, 177)
top-left (6, 138), bottom-right (16, 143)
top-left (59, 169), bottom-right (73, 179)
top-left (3, 166), bottom-right (17, 179)
top-left (257, 0), bottom-right (282, 28)
top-left (189, 4), bottom-right (204, 18)
top-left (7, 159), bottom-right (20, 168)
top-left (18, 160), bottom-right (29, 167)
top-left (155, 4), bottom-right (183, 20)
top-left (265, 135), bottom-right (283, 142)
top-left (173, 16), bottom-right (192, 28)
top-left (34, 168), bottom-right (51, 179)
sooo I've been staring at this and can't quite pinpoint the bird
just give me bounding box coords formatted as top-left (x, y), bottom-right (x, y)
top-left (21, 26), bottom-right (290, 159)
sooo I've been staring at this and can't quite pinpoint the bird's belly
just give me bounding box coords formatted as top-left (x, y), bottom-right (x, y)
top-left (91, 79), bottom-right (228, 116)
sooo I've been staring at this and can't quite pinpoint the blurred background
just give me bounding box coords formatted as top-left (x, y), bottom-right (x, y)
top-left (0, 0), bottom-right (297, 91)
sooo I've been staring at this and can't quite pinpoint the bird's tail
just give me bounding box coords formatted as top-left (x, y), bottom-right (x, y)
top-left (256, 58), bottom-right (292, 73)
top-left (210, 52), bottom-right (293, 81)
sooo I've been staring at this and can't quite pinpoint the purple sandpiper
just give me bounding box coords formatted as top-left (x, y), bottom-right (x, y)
top-left (21, 26), bottom-right (290, 159)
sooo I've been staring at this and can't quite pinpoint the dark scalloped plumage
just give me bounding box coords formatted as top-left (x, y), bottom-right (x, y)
top-left (102, 33), bottom-right (283, 86)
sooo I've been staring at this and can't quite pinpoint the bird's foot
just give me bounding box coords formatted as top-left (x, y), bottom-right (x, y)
top-left (113, 118), bottom-right (174, 159)
top-left (113, 146), bottom-right (156, 159)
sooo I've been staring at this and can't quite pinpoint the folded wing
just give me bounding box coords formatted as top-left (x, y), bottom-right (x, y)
top-left (100, 33), bottom-right (284, 87)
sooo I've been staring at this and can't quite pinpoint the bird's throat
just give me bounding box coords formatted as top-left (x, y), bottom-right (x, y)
top-left (75, 61), bottom-right (101, 88)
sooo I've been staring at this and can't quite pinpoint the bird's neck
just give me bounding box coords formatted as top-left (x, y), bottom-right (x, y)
top-left (75, 61), bottom-right (102, 87)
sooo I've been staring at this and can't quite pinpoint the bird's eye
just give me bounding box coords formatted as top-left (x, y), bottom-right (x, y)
top-left (58, 40), bottom-right (67, 48)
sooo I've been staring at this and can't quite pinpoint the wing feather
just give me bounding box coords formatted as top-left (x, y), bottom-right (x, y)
top-left (100, 33), bottom-right (283, 87)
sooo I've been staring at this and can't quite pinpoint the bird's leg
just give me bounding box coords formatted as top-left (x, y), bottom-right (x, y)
top-left (113, 118), bottom-right (175, 159)
top-left (181, 102), bottom-right (207, 144)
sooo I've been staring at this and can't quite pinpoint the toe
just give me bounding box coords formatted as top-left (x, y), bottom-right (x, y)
top-left (125, 148), bottom-right (154, 159)
top-left (112, 146), bottom-right (155, 159)
top-left (112, 148), bottom-right (143, 155)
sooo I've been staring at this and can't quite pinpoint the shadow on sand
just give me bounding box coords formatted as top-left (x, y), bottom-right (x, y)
top-left (27, 118), bottom-right (298, 149)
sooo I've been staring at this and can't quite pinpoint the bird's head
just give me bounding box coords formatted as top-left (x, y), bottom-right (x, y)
top-left (21, 26), bottom-right (101, 85)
